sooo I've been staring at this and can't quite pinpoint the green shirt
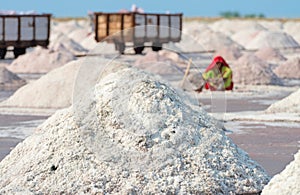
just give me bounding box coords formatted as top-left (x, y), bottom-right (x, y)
top-left (202, 66), bottom-right (232, 89)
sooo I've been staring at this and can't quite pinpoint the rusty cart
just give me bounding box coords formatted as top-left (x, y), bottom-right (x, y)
top-left (0, 14), bottom-right (51, 59)
top-left (93, 12), bottom-right (182, 54)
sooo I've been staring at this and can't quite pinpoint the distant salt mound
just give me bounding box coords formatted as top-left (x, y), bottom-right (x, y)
top-left (0, 67), bottom-right (26, 90)
top-left (1, 60), bottom-right (80, 109)
top-left (195, 29), bottom-right (243, 51)
top-left (213, 46), bottom-right (242, 61)
top-left (262, 150), bottom-right (300, 195)
top-left (266, 88), bottom-right (300, 113)
top-left (273, 57), bottom-right (300, 79)
top-left (182, 21), bottom-right (209, 35)
top-left (209, 19), bottom-right (266, 36)
top-left (49, 32), bottom-right (88, 55)
top-left (134, 51), bottom-right (184, 76)
top-left (231, 29), bottom-right (264, 48)
top-left (164, 33), bottom-right (206, 53)
top-left (80, 33), bottom-right (98, 50)
top-left (283, 21), bottom-right (300, 44)
top-left (258, 20), bottom-right (283, 32)
top-left (231, 53), bottom-right (282, 85)
top-left (245, 31), bottom-right (299, 50)
top-left (68, 28), bottom-right (91, 44)
top-left (255, 47), bottom-right (287, 63)
top-left (0, 64), bottom-right (269, 194)
top-left (52, 20), bottom-right (84, 35)
top-left (7, 45), bottom-right (75, 74)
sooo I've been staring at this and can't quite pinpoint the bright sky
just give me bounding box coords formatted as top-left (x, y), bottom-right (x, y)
top-left (1, 0), bottom-right (299, 18)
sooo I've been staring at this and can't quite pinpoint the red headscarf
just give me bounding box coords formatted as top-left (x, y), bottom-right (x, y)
top-left (205, 56), bottom-right (230, 72)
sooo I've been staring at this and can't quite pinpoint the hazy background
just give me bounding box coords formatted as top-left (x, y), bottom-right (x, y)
top-left (1, 0), bottom-right (299, 18)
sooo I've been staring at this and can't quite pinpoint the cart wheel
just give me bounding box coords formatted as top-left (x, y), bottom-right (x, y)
top-left (151, 43), bottom-right (162, 52)
top-left (0, 48), bottom-right (7, 59)
top-left (116, 42), bottom-right (125, 54)
top-left (13, 47), bottom-right (26, 58)
top-left (134, 46), bottom-right (144, 54)
top-left (152, 45), bottom-right (162, 52)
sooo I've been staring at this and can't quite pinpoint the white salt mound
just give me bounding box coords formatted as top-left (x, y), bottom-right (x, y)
top-left (0, 60), bottom-right (80, 109)
top-left (7, 45), bottom-right (75, 74)
top-left (231, 53), bottom-right (282, 85)
top-left (266, 88), bottom-right (300, 113)
top-left (273, 57), bottom-right (300, 79)
top-left (245, 31), bottom-right (299, 50)
top-left (255, 47), bottom-right (287, 63)
top-left (262, 150), bottom-right (300, 195)
top-left (0, 67), bottom-right (26, 90)
top-left (0, 64), bottom-right (269, 194)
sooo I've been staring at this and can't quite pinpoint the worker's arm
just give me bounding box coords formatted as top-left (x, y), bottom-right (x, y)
top-left (222, 67), bottom-right (232, 79)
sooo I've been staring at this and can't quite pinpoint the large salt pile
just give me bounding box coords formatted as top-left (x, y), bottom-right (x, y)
top-left (0, 63), bottom-right (270, 194)
top-left (231, 53), bottom-right (282, 85)
top-left (273, 57), bottom-right (300, 79)
top-left (0, 67), bottom-right (26, 90)
top-left (266, 88), bottom-right (300, 113)
top-left (0, 60), bottom-right (80, 109)
top-left (255, 47), bottom-right (287, 63)
top-left (7, 45), bottom-right (75, 74)
top-left (245, 31), bottom-right (299, 50)
top-left (262, 150), bottom-right (300, 195)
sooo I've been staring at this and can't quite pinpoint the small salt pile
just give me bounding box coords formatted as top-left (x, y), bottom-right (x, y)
top-left (262, 150), bottom-right (300, 195)
top-left (273, 57), bottom-right (300, 79)
top-left (255, 47), bottom-right (287, 63)
top-left (7, 45), bottom-right (75, 74)
top-left (0, 60), bottom-right (80, 109)
top-left (0, 62), bottom-right (270, 194)
top-left (231, 53), bottom-right (282, 85)
top-left (0, 67), bottom-right (26, 90)
top-left (266, 88), bottom-right (300, 113)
